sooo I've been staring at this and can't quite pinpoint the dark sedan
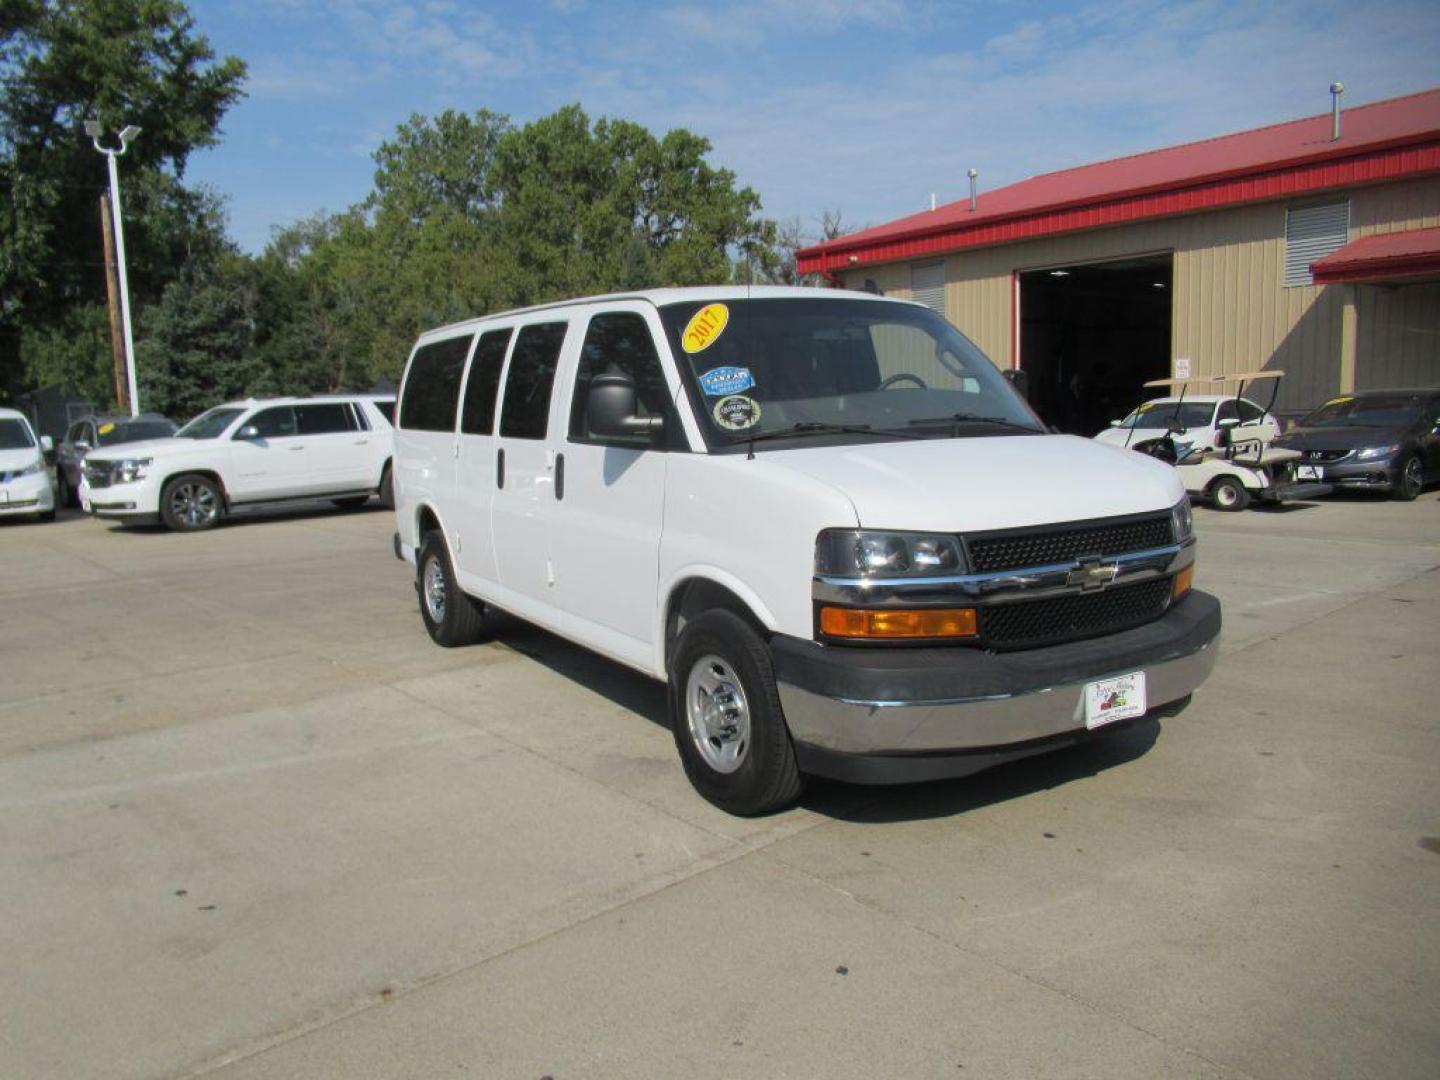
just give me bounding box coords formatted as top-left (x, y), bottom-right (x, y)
top-left (54, 414), bottom-right (177, 507)
top-left (1273, 389), bottom-right (1440, 501)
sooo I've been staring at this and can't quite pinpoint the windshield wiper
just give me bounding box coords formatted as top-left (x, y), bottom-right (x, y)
top-left (737, 422), bottom-right (924, 459)
top-left (906, 412), bottom-right (1044, 436)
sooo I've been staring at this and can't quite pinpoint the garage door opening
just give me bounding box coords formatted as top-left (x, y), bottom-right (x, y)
top-left (1019, 255), bottom-right (1173, 435)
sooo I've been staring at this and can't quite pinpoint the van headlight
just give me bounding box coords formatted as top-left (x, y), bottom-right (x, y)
top-left (1170, 497), bottom-right (1194, 544)
top-left (114, 457), bottom-right (152, 483)
top-left (815, 529), bottom-right (966, 579)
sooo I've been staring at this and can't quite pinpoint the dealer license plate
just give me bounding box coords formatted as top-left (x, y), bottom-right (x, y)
top-left (1084, 671), bottom-right (1147, 729)
top-left (1296, 464), bottom-right (1322, 480)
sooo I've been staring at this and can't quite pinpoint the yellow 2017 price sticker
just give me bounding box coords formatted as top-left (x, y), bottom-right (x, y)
top-left (681, 303), bottom-right (729, 354)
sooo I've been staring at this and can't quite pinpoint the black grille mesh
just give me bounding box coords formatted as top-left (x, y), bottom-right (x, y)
top-left (967, 514), bottom-right (1174, 574)
top-left (980, 578), bottom-right (1173, 650)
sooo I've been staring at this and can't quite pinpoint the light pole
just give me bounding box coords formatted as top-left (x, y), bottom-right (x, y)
top-left (85, 120), bottom-right (142, 417)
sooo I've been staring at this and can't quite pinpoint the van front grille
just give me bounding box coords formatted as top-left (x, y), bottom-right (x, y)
top-left (979, 578), bottom-right (1173, 650)
top-left (966, 513), bottom-right (1175, 574)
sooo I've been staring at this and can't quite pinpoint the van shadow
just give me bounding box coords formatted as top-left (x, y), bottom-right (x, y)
top-left (479, 609), bottom-right (1169, 824)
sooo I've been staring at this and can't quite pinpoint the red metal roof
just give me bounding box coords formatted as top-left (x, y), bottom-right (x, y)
top-left (1310, 225), bottom-right (1440, 284)
top-left (797, 88), bottom-right (1440, 276)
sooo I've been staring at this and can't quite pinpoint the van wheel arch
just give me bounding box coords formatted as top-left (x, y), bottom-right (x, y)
top-left (664, 578), bottom-right (769, 667)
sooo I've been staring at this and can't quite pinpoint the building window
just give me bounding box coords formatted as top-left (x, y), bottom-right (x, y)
top-left (1284, 201), bottom-right (1349, 287)
top-left (910, 261), bottom-right (946, 314)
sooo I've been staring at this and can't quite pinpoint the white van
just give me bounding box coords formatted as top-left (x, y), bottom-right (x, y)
top-left (393, 288), bottom-right (1219, 815)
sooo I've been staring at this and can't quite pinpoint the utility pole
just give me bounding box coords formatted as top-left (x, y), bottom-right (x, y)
top-left (84, 120), bottom-right (141, 417)
top-left (99, 194), bottom-right (128, 412)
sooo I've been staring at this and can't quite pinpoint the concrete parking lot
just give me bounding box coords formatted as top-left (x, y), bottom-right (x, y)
top-left (2, 494), bottom-right (1438, 1079)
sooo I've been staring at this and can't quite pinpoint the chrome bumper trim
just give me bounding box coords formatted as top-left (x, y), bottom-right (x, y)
top-left (778, 635), bottom-right (1218, 755)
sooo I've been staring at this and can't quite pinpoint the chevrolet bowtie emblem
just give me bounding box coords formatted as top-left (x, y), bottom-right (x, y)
top-left (1067, 562), bottom-right (1120, 590)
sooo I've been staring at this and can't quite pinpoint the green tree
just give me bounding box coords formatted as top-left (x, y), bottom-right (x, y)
top-left (1, 0), bottom-right (245, 403)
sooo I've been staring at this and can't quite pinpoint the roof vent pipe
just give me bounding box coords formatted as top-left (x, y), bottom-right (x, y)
top-left (1330, 82), bottom-right (1344, 141)
top-left (968, 168), bottom-right (978, 211)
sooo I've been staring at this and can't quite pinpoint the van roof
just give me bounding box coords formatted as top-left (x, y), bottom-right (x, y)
top-left (420, 285), bottom-right (906, 339)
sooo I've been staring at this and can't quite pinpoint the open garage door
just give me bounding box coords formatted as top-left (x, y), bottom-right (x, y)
top-left (1020, 255), bottom-right (1173, 435)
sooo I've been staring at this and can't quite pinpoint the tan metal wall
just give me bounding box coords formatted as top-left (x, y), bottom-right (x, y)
top-left (843, 176), bottom-right (1440, 411)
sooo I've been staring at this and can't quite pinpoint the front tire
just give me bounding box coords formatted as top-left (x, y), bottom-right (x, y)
top-left (417, 531), bottom-right (486, 647)
top-left (1209, 475), bottom-right (1250, 512)
top-left (668, 610), bottom-right (803, 816)
top-left (160, 473), bottom-right (224, 532)
top-left (1393, 453), bottom-right (1423, 501)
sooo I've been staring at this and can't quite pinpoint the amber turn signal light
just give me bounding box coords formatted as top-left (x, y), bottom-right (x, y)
top-left (820, 606), bottom-right (978, 640)
top-left (1172, 564), bottom-right (1194, 601)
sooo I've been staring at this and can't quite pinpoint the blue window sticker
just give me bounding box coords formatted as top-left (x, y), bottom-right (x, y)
top-left (697, 366), bottom-right (756, 396)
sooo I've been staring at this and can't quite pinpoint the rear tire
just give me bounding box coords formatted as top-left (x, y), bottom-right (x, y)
top-left (417, 531), bottom-right (486, 647)
top-left (668, 610), bottom-right (803, 816)
top-left (160, 473), bottom-right (224, 532)
top-left (1393, 453), bottom-right (1422, 501)
top-left (1209, 475), bottom-right (1250, 512)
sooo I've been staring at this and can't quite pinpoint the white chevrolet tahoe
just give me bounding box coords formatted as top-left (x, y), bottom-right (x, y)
top-left (80, 395), bottom-right (395, 531)
top-left (0, 407), bottom-right (56, 522)
top-left (393, 288), bottom-right (1220, 815)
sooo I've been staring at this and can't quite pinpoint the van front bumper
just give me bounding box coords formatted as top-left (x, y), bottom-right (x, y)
top-left (772, 590), bottom-right (1220, 784)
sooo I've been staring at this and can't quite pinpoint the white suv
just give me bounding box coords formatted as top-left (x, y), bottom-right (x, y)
top-left (393, 288), bottom-right (1220, 815)
top-left (80, 395), bottom-right (395, 531)
top-left (0, 407), bottom-right (56, 522)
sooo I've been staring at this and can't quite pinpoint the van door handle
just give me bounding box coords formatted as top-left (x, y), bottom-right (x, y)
top-left (496, 448), bottom-right (505, 489)
top-left (555, 453), bottom-right (564, 500)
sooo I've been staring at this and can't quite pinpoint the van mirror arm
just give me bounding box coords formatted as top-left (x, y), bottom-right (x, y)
top-left (586, 372), bottom-right (664, 440)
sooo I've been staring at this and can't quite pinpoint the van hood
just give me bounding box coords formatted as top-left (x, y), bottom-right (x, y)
top-left (86, 436), bottom-right (209, 463)
top-left (759, 434), bottom-right (1185, 532)
top-left (0, 447), bottom-right (43, 473)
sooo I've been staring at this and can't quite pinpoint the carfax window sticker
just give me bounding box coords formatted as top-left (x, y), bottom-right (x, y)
top-left (712, 394), bottom-right (761, 431)
top-left (681, 303), bottom-right (729, 354)
top-left (697, 365), bottom-right (755, 396)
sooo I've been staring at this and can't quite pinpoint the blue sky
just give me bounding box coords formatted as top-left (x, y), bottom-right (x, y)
top-left (183, 0), bottom-right (1440, 254)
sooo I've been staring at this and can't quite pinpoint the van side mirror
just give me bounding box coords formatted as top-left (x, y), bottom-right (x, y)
top-left (1002, 368), bottom-right (1030, 399)
top-left (586, 372), bottom-right (664, 440)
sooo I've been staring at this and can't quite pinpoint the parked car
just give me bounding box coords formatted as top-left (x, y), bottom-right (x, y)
top-left (1094, 393), bottom-right (1280, 453)
top-left (0, 407), bottom-right (56, 522)
top-left (54, 413), bottom-right (178, 507)
top-left (1272, 388), bottom-right (1440, 500)
top-left (393, 287), bottom-right (1220, 815)
top-left (79, 394), bottom-right (396, 531)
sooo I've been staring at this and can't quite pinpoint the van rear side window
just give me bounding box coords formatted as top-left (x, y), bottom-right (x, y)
top-left (499, 322), bottom-right (567, 440)
top-left (461, 328), bottom-right (513, 435)
top-left (401, 336), bottom-right (472, 432)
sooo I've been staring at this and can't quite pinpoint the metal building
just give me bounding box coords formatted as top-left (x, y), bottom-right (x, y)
top-left (796, 88), bottom-right (1440, 431)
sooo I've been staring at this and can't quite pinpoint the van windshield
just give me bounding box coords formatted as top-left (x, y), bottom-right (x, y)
top-left (1118, 401), bottom-right (1217, 430)
top-left (0, 418), bottom-right (36, 450)
top-left (658, 298), bottom-right (1042, 451)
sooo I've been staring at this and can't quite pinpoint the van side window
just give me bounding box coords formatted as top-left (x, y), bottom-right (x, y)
top-left (499, 322), bottom-right (567, 440)
top-left (569, 312), bottom-right (670, 447)
top-left (400, 336), bottom-right (472, 432)
top-left (295, 402), bottom-right (354, 435)
top-left (460, 328), bottom-right (513, 435)
top-left (247, 406), bottom-right (298, 438)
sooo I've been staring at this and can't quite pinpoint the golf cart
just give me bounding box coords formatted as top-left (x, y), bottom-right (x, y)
top-left (1113, 371), bottom-right (1332, 511)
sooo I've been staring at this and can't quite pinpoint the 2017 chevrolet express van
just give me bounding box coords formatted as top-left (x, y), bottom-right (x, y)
top-left (393, 287), bottom-right (1220, 815)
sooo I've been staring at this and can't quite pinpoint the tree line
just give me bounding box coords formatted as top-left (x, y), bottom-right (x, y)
top-left (1, 1), bottom-right (842, 420)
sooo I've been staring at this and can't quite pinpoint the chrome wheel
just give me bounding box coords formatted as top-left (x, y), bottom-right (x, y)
top-left (685, 654), bottom-right (751, 774)
top-left (169, 481), bottom-right (218, 528)
top-left (423, 556), bottom-right (447, 623)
